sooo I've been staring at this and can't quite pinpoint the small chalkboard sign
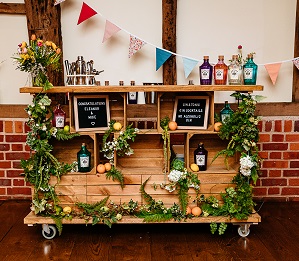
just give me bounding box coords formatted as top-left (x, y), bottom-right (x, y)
top-left (73, 95), bottom-right (110, 131)
top-left (173, 96), bottom-right (209, 129)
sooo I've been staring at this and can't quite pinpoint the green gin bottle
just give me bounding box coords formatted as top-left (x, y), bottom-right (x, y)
top-left (77, 143), bottom-right (91, 172)
top-left (220, 101), bottom-right (234, 123)
top-left (243, 54), bottom-right (258, 85)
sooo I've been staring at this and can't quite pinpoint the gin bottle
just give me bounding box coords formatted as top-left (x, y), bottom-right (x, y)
top-left (199, 56), bottom-right (213, 85)
top-left (228, 55), bottom-right (243, 85)
top-left (243, 54), bottom-right (258, 85)
top-left (220, 101), bottom-right (234, 123)
top-left (214, 55), bottom-right (228, 85)
top-left (52, 104), bottom-right (66, 128)
top-left (194, 143), bottom-right (208, 171)
top-left (128, 80), bottom-right (138, 104)
top-left (77, 143), bottom-right (91, 172)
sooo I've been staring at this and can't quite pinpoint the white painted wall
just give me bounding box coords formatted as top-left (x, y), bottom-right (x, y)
top-left (0, 0), bottom-right (296, 104)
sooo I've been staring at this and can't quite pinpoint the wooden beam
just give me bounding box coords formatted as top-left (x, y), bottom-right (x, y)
top-left (162, 0), bottom-right (177, 85)
top-left (293, 0), bottom-right (299, 102)
top-left (24, 0), bottom-right (64, 87)
top-left (0, 3), bottom-right (25, 14)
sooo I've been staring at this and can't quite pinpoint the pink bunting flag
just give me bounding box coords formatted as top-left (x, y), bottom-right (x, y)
top-left (54, 0), bottom-right (65, 6)
top-left (77, 2), bottom-right (97, 25)
top-left (102, 20), bottom-right (121, 43)
top-left (128, 35), bottom-right (146, 58)
top-left (292, 58), bottom-right (299, 70)
top-left (264, 63), bottom-right (281, 85)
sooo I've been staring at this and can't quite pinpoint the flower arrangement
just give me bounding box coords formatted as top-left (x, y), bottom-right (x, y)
top-left (213, 92), bottom-right (264, 184)
top-left (21, 93), bottom-right (79, 215)
top-left (161, 158), bottom-right (200, 213)
top-left (12, 34), bottom-right (61, 90)
top-left (101, 120), bottom-right (139, 163)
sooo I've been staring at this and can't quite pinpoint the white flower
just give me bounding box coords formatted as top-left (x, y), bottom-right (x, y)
top-left (116, 213), bottom-right (122, 220)
top-left (240, 155), bottom-right (256, 177)
top-left (168, 169), bottom-right (183, 183)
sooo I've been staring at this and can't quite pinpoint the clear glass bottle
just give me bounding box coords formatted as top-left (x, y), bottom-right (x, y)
top-left (52, 104), bottom-right (66, 128)
top-left (243, 54), bottom-right (258, 85)
top-left (199, 56), bottom-right (213, 85)
top-left (194, 143), bottom-right (208, 171)
top-left (77, 143), bottom-right (91, 172)
top-left (214, 55), bottom-right (228, 85)
top-left (128, 80), bottom-right (138, 104)
top-left (220, 101), bottom-right (234, 123)
top-left (228, 55), bottom-right (243, 85)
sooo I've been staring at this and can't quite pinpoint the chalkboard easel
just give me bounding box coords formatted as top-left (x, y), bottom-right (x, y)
top-left (173, 96), bottom-right (210, 129)
top-left (73, 95), bottom-right (110, 131)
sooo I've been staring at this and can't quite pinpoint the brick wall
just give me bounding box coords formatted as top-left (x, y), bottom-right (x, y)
top-left (0, 119), bottom-right (31, 200)
top-left (1, 116), bottom-right (299, 201)
top-left (255, 116), bottom-right (299, 201)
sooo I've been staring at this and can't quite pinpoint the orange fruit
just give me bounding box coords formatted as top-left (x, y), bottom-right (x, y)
top-left (214, 122), bottom-right (222, 132)
top-left (104, 162), bottom-right (112, 172)
top-left (97, 164), bottom-right (106, 174)
top-left (113, 122), bottom-right (122, 131)
top-left (168, 121), bottom-right (177, 131)
top-left (186, 206), bottom-right (192, 215)
top-left (191, 206), bottom-right (202, 216)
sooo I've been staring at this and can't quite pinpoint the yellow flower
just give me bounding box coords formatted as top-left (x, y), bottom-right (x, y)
top-left (45, 41), bottom-right (52, 46)
top-left (21, 41), bottom-right (26, 48)
top-left (51, 42), bottom-right (57, 50)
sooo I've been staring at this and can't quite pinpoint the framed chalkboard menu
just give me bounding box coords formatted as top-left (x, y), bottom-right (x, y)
top-left (73, 95), bottom-right (110, 131)
top-left (173, 96), bottom-right (210, 129)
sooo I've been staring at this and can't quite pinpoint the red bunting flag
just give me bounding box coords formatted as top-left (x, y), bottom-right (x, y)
top-left (77, 2), bottom-right (98, 25)
top-left (264, 63), bottom-right (281, 85)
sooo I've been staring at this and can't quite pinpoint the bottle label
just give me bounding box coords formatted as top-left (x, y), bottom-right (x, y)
top-left (244, 68), bottom-right (253, 79)
top-left (201, 69), bottom-right (210, 80)
top-left (128, 92), bottom-right (137, 100)
top-left (80, 156), bottom-right (89, 168)
top-left (195, 155), bottom-right (205, 166)
top-left (221, 114), bottom-right (231, 123)
top-left (215, 69), bottom-right (224, 80)
top-left (229, 68), bottom-right (240, 80)
top-left (55, 116), bottom-right (64, 128)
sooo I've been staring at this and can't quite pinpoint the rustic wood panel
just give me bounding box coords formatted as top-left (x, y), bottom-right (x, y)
top-left (24, 0), bottom-right (64, 86)
top-left (293, 0), bottom-right (299, 101)
top-left (55, 185), bottom-right (86, 196)
top-left (0, 3), bottom-right (25, 14)
top-left (87, 174), bottom-right (142, 185)
top-left (87, 185), bottom-right (141, 196)
top-left (162, 0), bottom-right (177, 85)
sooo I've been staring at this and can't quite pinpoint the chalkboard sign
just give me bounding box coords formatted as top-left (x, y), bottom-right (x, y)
top-left (73, 95), bottom-right (110, 131)
top-left (173, 96), bottom-right (210, 129)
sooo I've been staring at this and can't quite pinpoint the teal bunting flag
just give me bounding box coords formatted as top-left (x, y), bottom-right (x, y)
top-left (156, 48), bottom-right (172, 71)
top-left (182, 57), bottom-right (199, 78)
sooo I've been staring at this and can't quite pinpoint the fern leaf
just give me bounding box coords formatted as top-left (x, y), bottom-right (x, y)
top-left (105, 166), bottom-right (124, 189)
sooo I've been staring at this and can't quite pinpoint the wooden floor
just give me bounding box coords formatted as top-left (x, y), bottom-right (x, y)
top-left (0, 200), bottom-right (298, 261)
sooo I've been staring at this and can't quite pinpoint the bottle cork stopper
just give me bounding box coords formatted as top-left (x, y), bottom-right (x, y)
top-left (203, 55), bottom-right (209, 60)
top-left (218, 55), bottom-right (224, 60)
top-left (247, 53), bottom-right (253, 58)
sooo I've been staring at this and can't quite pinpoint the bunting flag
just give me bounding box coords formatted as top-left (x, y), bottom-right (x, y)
top-left (264, 63), bottom-right (282, 85)
top-left (292, 58), bottom-right (299, 70)
top-left (54, 0), bottom-right (65, 6)
top-left (128, 35), bottom-right (146, 58)
top-left (156, 48), bottom-right (172, 71)
top-left (182, 57), bottom-right (199, 78)
top-left (102, 20), bottom-right (121, 43)
top-left (77, 2), bottom-right (98, 25)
